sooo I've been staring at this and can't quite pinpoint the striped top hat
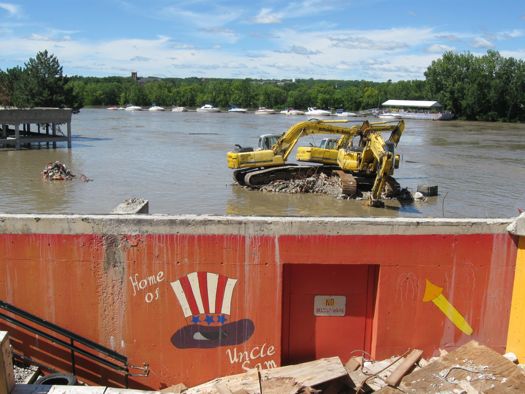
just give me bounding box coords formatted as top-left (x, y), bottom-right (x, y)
top-left (170, 272), bottom-right (237, 326)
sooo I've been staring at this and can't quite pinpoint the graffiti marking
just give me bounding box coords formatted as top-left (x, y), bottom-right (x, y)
top-left (226, 343), bottom-right (277, 371)
top-left (423, 279), bottom-right (473, 335)
top-left (129, 271), bottom-right (165, 303)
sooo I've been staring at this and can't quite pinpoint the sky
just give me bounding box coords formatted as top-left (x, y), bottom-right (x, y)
top-left (0, 0), bottom-right (524, 81)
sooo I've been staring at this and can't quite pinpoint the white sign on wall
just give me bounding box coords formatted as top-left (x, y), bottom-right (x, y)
top-left (314, 295), bottom-right (346, 316)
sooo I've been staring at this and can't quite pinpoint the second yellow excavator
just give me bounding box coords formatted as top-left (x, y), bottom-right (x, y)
top-left (227, 118), bottom-right (405, 206)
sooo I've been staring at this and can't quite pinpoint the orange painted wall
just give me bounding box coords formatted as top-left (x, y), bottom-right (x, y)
top-left (0, 231), bottom-right (517, 389)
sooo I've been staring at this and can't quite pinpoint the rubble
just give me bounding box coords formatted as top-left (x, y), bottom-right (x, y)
top-left (41, 161), bottom-right (75, 181)
top-left (7, 340), bottom-right (525, 393)
top-left (184, 341), bottom-right (525, 393)
top-left (259, 173), bottom-right (346, 198)
top-left (257, 173), bottom-right (416, 203)
top-left (41, 161), bottom-right (92, 182)
top-left (13, 363), bottom-right (39, 384)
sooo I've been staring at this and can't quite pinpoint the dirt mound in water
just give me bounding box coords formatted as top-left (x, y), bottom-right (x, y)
top-left (259, 173), bottom-right (349, 198)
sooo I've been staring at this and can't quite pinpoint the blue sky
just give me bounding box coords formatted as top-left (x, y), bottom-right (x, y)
top-left (1, 0), bottom-right (524, 81)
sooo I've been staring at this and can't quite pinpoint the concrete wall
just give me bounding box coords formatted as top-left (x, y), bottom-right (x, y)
top-left (0, 214), bottom-right (519, 389)
top-left (506, 213), bottom-right (525, 359)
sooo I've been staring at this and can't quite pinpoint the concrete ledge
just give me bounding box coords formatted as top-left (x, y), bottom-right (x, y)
top-left (0, 108), bottom-right (72, 124)
top-left (0, 214), bottom-right (514, 236)
top-left (507, 212), bottom-right (525, 236)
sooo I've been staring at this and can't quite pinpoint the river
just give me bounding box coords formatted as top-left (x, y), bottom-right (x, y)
top-left (0, 109), bottom-right (524, 218)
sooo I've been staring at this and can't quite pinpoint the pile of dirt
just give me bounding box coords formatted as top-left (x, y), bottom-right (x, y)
top-left (260, 173), bottom-right (349, 198)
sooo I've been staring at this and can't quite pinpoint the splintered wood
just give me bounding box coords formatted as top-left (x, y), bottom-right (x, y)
top-left (374, 341), bottom-right (525, 393)
top-left (186, 357), bottom-right (347, 394)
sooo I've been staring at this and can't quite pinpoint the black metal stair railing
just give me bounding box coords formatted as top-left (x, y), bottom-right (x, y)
top-left (0, 300), bottom-right (149, 387)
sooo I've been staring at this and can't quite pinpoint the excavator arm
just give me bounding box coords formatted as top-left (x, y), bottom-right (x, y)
top-left (273, 119), bottom-right (367, 161)
top-left (366, 133), bottom-right (396, 207)
top-left (227, 118), bottom-right (405, 208)
top-left (227, 119), bottom-right (367, 169)
top-left (337, 120), bottom-right (404, 206)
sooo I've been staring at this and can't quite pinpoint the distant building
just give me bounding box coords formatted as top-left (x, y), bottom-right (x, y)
top-left (380, 100), bottom-right (454, 120)
top-left (382, 100), bottom-right (443, 109)
top-left (131, 71), bottom-right (138, 81)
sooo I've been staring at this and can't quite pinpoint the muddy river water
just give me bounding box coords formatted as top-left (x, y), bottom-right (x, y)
top-left (0, 109), bottom-right (524, 218)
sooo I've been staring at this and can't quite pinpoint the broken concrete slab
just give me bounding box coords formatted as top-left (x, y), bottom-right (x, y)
top-left (112, 198), bottom-right (149, 214)
top-left (377, 341), bottom-right (525, 393)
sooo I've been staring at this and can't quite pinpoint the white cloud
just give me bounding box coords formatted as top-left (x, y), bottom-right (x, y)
top-left (0, 2), bottom-right (19, 16)
top-left (161, 5), bottom-right (241, 28)
top-left (199, 27), bottom-right (239, 44)
top-left (472, 37), bottom-right (494, 49)
top-left (0, 25), bottom-right (438, 81)
top-left (493, 29), bottom-right (523, 40)
top-left (254, 8), bottom-right (282, 24)
top-left (427, 44), bottom-right (455, 53)
top-left (253, 0), bottom-right (337, 25)
top-left (2, 21), bottom-right (524, 82)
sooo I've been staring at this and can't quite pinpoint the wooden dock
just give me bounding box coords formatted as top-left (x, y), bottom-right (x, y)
top-left (0, 108), bottom-right (72, 150)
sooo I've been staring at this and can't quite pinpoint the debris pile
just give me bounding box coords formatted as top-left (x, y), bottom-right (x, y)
top-left (260, 173), bottom-right (349, 198)
top-left (14, 363), bottom-right (39, 384)
top-left (177, 341), bottom-right (525, 393)
top-left (41, 161), bottom-right (75, 181)
top-left (258, 173), bottom-right (415, 202)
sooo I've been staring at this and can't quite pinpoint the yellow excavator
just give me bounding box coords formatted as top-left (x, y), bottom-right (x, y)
top-left (227, 118), bottom-right (405, 206)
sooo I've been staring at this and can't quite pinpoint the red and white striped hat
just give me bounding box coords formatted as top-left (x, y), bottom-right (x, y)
top-left (170, 272), bottom-right (237, 318)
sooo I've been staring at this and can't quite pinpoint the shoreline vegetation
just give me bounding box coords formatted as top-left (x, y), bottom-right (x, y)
top-left (1, 50), bottom-right (525, 122)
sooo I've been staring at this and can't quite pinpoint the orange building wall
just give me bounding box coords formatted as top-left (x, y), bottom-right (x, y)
top-left (0, 221), bottom-right (518, 389)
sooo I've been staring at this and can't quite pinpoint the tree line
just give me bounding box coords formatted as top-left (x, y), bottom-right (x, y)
top-left (1, 50), bottom-right (525, 121)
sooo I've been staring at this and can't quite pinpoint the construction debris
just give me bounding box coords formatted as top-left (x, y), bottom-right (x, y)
top-left (188, 341), bottom-right (525, 394)
top-left (186, 357), bottom-right (348, 394)
top-left (373, 341), bottom-right (525, 393)
top-left (41, 161), bottom-right (92, 182)
top-left (258, 173), bottom-right (415, 203)
top-left (112, 198), bottom-right (149, 214)
top-left (41, 161), bottom-right (75, 181)
top-left (7, 340), bottom-right (525, 393)
top-left (259, 173), bottom-right (346, 198)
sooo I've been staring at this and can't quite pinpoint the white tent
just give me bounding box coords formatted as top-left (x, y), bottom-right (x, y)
top-left (382, 100), bottom-right (442, 108)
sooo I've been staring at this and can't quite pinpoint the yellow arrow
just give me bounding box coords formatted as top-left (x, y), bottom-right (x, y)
top-left (423, 279), bottom-right (473, 335)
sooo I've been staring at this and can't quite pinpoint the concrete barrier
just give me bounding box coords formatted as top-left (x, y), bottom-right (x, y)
top-left (0, 214), bottom-right (519, 389)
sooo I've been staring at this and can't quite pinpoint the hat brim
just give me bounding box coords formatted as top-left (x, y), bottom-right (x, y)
top-left (171, 318), bottom-right (255, 349)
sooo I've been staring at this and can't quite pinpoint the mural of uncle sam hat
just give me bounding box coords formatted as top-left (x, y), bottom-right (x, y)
top-left (170, 272), bottom-right (254, 349)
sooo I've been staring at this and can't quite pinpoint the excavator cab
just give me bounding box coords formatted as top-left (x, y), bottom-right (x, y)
top-left (318, 138), bottom-right (338, 150)
top-left (232, 134), bottom-right (280, 153)
top-left (258, 134), bottom-right (281, 150)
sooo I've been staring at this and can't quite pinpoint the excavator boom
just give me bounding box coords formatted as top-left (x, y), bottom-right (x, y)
top-left (227, 118), bottom-right (405, 207)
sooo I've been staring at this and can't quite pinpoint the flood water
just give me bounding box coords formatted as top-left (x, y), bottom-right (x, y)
top-left (1, 109), bottom-right (524, 218)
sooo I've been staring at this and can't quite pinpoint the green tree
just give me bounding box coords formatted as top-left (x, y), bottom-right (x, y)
top-left (0, 66), bottom-right (24, 105)
top-left (12, 50), bottom-right (82, 109)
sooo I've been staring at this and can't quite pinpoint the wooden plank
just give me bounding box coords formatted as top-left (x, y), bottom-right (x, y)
top-left (385, 349), bottom-right (423, 387)
top-left (187, 357), bottom-right (346, 394)
top-left (0, 332), bottom-right (15, 394)
top-left (344, 356), bottom-right (363, 372)
top-left (160, 384), bottom-right (187, 393)
top-left (213, 383), bottom-right (233, 394)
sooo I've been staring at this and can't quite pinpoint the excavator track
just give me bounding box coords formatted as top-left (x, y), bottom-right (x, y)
top-left (233, 169), bottom-right (258, 186)
top-left (334, 170), bottom-right (357, 197)
top-left (243, 165), bottom-right (329, 187)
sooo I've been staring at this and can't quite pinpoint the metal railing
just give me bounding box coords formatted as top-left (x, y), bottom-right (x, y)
top-left (0, 300), bottom-right (149, 387)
